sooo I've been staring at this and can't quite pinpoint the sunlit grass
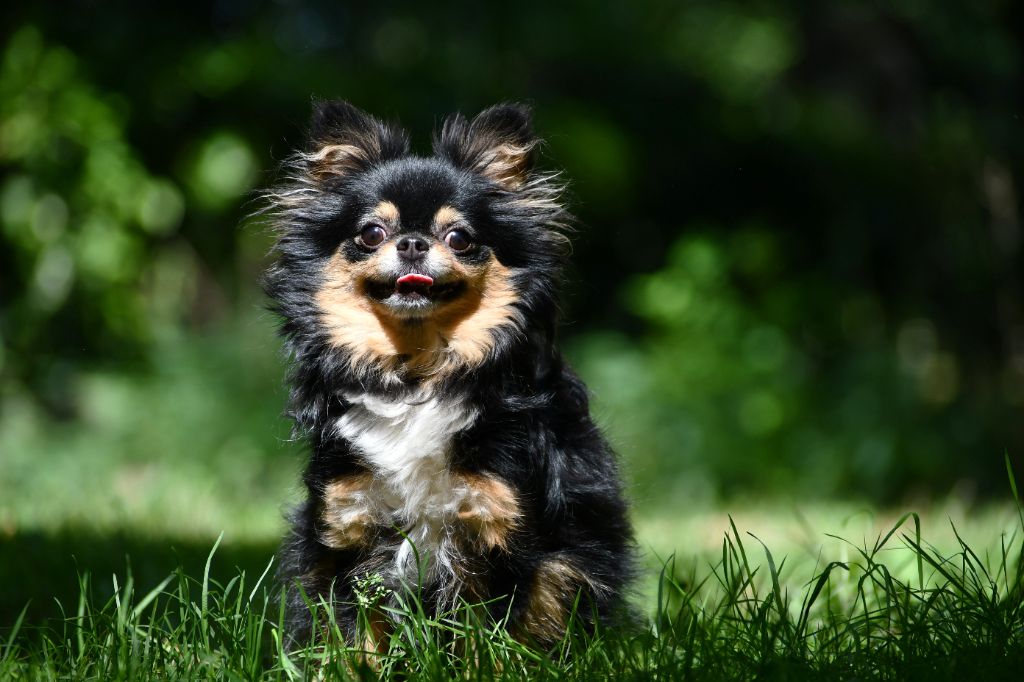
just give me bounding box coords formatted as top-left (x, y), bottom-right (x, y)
top-left (636, 499), bottom-right (1021, 596)
top-left (2, 501), bottom-right (1022, 680)
top-left (2, 313), bottom-right (1023, 676)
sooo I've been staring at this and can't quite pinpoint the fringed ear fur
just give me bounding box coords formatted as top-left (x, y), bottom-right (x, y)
top-left (304, 100), bottom-right (409, 180)
top-left (434, 103), bottom-right (538, 190)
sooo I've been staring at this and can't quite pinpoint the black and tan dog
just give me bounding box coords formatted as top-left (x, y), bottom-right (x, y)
top-left (263, 101), bottom-right (634, 647)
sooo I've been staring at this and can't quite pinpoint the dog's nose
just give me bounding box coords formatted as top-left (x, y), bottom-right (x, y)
top-left (396, 235), bottom-right (429, 261)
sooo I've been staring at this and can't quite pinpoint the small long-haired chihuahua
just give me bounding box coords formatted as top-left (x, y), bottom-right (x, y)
top-left (263, 101), bottom-right (634, 647)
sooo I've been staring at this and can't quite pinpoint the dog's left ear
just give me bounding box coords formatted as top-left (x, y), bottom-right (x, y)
top-left (434, 103), bottom-right (537, 190)
top-left (304, 100), bottom-right (409, 180)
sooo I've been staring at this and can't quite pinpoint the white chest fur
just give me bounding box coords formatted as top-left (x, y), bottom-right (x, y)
top-left (335, 391), bottom-right (479, 591)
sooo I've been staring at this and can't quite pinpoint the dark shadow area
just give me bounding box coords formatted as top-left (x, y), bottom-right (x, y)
top-left (0, 530), bottom-right (278, 625)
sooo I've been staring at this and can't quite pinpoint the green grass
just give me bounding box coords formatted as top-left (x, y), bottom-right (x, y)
top-left (2, 313), bottom-right (1024, 678)
top-left (2, 501), bottom-right (1023, 680)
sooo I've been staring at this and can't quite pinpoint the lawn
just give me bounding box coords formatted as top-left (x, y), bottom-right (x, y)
top-left (2, 314), bottom-right (1023, 679)
top-left (2, 498), bottom-right (1021, 679)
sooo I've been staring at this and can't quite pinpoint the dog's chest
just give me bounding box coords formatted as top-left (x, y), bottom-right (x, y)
top-left (335, 392), bottom-right (479, 583)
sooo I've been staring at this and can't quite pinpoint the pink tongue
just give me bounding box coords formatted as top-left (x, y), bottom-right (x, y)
top-left (396, 273), bottom-right (434, 286)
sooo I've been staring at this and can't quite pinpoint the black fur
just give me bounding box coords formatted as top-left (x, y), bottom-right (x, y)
top-left (263, 101), bottom-right (635, 645)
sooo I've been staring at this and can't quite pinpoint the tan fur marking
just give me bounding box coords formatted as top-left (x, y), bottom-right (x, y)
top-left (373, 200), bottom-right (400, 224)
top-left (358, 609), bottom-right (391, 665)
top-left (519, 559), bottom-right (602, 644)
top-left (427, 257), bottom-right (522, 374)
top-left (315, 250), bottom-right (522, 382)
top-left (433, 205), bottom-right (464, 228)
top-left (319, 473), bottom-right (377, 549)
top-left (305, 143), bottom-right (369, 179)
top-left (476, 142), bottom-right (533, 190)
top-left (455, 472), bottom-right (521, 551)
top-left (315, 251), bottom-right (404, 370)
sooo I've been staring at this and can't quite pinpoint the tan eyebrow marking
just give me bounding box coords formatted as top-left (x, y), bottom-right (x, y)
top-left (433, 205), bottom-right (464, 228)
top-left (373, 200), bottom-right (400, 223)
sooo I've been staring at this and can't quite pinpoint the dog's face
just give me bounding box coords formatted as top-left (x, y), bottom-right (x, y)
top-left (348, 195), bottom-right (483, 321)
top-left (323, 159), bottom-right (513, 324)
top-left (266, 102), bottom-right (568, 382)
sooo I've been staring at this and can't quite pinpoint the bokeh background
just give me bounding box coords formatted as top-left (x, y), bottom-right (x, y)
top-left (2, 1), bottom-right (1022, 623)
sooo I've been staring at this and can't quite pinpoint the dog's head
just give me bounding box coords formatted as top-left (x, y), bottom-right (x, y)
top-left (265, 102), bottom-right (569, 384)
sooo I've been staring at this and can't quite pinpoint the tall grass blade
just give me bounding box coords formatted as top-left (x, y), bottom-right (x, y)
top-left (132, 574), bottom-right (173, 620)
top-left (0, 603), bottom-right (28, 664)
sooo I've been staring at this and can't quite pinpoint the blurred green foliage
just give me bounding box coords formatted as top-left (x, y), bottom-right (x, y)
top-left (0, 311), bottom-right (295, 539)
top-left (1, 1), bottom-right (1022, 504)
top-left (0, 28), bottom-right (190, 394)
top-left (572, 229), bottom-right (1012, 502)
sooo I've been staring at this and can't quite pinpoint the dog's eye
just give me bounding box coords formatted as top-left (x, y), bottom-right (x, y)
top-left (359, 224), bottom-right (387, 248)
top-left (444, 229), bottom-right (472, 252)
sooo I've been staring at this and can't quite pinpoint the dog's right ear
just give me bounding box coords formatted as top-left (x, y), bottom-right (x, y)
top-left (304, 100), bottom-right (409, 179)
top-left (434, 103), bottom-right (538, 190)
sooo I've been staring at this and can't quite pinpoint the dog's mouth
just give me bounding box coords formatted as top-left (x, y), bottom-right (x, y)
top-left (364, 273), bottom-right (466, 314)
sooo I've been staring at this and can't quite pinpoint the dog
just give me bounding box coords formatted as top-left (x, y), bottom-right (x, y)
top-left (263, 101), bottom-right (634, 648)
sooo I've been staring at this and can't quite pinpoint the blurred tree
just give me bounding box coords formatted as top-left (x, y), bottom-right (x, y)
top-left (0, 0), bottom-right (1021, 500)
top-left (0, 27), bottom-right (190, 412)
top-left (572, 227), bottom-right (1018, 502)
